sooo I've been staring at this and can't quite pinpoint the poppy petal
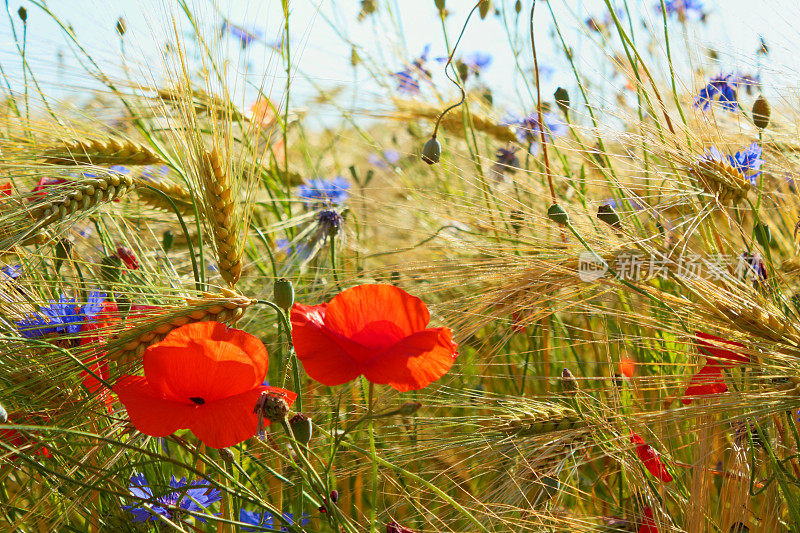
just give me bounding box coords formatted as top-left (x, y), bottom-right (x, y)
top-left (682, 363), bottom-right (727, 405)
top-left (695, 331), bottom-right (749, 366)
top-left (364, 328), bottom-right (458, 392)
top-left (638, 507), bottom-right (658, 533)
top-left (324, 285), bottom-right (430, 346)
top-left (144, 322), bottom-right (268, 402)
top-left (630, 431), bottom-right (673, 483)
top-left (189, 386), bottom-right (296, 449)
top-left (292, 304), bottom-right (365, 386)
top-left (113, 375), bottom-right (196, 437)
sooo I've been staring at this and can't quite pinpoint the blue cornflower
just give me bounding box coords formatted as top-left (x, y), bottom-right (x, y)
top-left (239, 509), bottom-right (309, 532)
top-left (2, 264), bottom-right (21, 280)
top-left (656, 0), bottom-right (705, 19)
top-left (221, 21), bottom-right (263, 48)
top-left (508, 112), bottom-right (567, 147)
top-left (392, 45), bottom-right (431, 95)
top-left (296, 177), bottom-right (350, 207)
top-left (122, 474), bottom-right (221, 523)
top-left (16, 291), bottom-right (106, 339)
top-left (462, 51), bottom-right (492, 74)
top-left (368, 149), bottom-right (401, 169)
top-left (317, 209), bottom-right (344, 238)
top-left (694, 74), bottom-right (739, 112)
top-left (703, 143), bottom-right (764, 185)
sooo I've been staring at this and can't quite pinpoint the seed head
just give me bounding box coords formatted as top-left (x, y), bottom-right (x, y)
top-left (547, 203), bottom-right (569, 225)
top-left (561, 368), bottom-right (579, 395)
top-left (554, 87), bottom-right (570, 116)
top-left (597, 204), bottom-right (621, 229)
top-left (17, 6), bottom-right (26, 23)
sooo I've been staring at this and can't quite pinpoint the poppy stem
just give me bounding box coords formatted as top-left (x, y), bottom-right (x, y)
top-left (367, 381), bottom-right (378, 532)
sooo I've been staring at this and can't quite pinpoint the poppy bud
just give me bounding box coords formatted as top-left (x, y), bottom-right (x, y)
top-left (754, 222), bottom-right (772, 248)
top-left (100, 255), bottom-right (124, 283)
top-left (554, 87), bottom-right (570, 116)
top-left (752, 95), bottom-right (770, 130)
top-left (434, 0), bottom-right (445, 11)
top-left (561, 368), bottom-right (578, 395)
top-left (162, 229), bottom-right (175, 252)
top-left (515, 0), bottom-right (522, 14)
top-left (597, 204), bottom-right (621, 229)
top-left (116, 17), bottom-right (126, 36)
top-left (479, 0), bottom-right (491, 19)
top-left (546, 203), bottom-right (569, 225)
top-left (254, 391), bottom-right (290, 433)
top-left (330, 489), bottom-right (339, 503)
top-left (421, 136), bottom-right (441, 165)
top-left (218, 447), bottom-right (235, 463)
top-left (350, 47), bottom-right (360, 67)
top-left (0, 403), bottom-right (7, 424)
top-left (398, 401), bottom-right (422, 416)
top-left (17, 6), bottom-right (26, 23)
top-left (273, 278), bottom-right (295, 312)
top-left (387, 519), bottom-right (415, 533)
top-left (288, 413), bottom-right (313, 444)
top-left (54, 238), bottom-right (73, 273)
top-left (116, 247), bottom-right (139, 270)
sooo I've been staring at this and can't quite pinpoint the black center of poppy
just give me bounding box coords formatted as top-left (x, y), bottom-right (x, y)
top-left (189, 397), bottom-right (205, 405)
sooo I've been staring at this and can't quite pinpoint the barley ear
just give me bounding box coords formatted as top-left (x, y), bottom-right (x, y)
top-left (200, 148), bottom-right (242, 286)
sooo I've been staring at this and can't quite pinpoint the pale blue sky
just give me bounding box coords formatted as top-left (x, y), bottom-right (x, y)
top-left (0, 1), bottom-right (798, 123)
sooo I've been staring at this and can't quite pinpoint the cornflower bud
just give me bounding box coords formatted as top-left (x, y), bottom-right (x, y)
top-left (17, 7), bottom-right (26, 23)
top-left (254, 391), bottom-right (290, 435)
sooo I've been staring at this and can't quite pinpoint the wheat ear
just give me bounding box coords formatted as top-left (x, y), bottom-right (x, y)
top-left (200, 148), bottom-right (242, 286)
top-left (42, 139), bottom-right (163, 166)
top-left (690, 159), bottom-right (751, 204)
top-left (108, 289), bottom-right (253, 363)
top-left (133, 178), bottom-right (195, 216)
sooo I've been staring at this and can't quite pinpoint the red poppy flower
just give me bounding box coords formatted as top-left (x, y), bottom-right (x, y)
top-left (630, 431), bottom-right (673, 482)
top-left (116, 247), bottom-right (139, 270)
top-left (291, 284), bottom-right (458, 392)
top-left (619, 357), bottom-right (635, 378)
top-left (0, 182), bottom-right (11, 197)
top-left (682, 363), bottom-right (727, 405)
top-left (113, 321), bottom-right (296, 449)
top-left (695, 331), bottom-right (749, 366)
top-left (1, 416), bottom-right (52, 460)
top-left (638, 507), bottom-right (658, 533)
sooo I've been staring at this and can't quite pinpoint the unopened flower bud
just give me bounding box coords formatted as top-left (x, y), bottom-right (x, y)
top-left (398, 402), bottom-right (422, 416)
top-left (752, 95), bottom-right (770, 130)
top-left (387, 519), bottom-right (415, 533)
top-left (54, 239), bottom-right (73, 273)
top-left (162, 229), bottom-right (175, 252)
top-left (597, 204), bottom-right (621, 229)
top-left (116, 17), bottom-right (126, 36)
top-left (554, 87), bottom-right (570, 116)
top-left (421, 136), bottom-right (441, 165)
top-left (254, 391), bottom-right (290, 435)
top-left (434, 0), bottom-right (446, 12)
top-left (479, 0), bottom-right (491, 19)
top-left (116, 246), bottom-right (139, 270)
top-left (288, 413), bottom-right (313, 444)
top-left (273, 278), bottom-right (295, 312)
top-left (754, 222), bottom-right (772, 248)
top-left (218, 447), bottom-right (235, 463)
top-left (100, 255), bottom-right (124, 283)
top-left (561, 368), bottom-right (579, 395)
top-left (330, 490), bottom-right (339, 503)
top-left (515, 0), bottom-right (522, 14)
top-left (547, 203), bottom-right (569, 225)
top-left (17, 7), bottom-right (26, 23)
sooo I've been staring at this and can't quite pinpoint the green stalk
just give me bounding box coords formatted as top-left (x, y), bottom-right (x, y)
top-left (368, 381), bottom-right (378, 532)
